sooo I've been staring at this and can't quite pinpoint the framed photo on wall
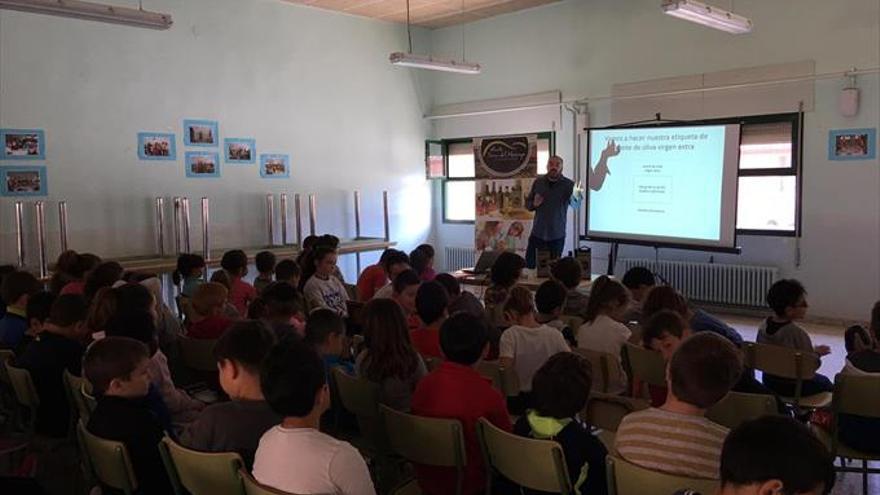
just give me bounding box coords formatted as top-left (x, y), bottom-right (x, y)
top-left (1, 166), bottom-right (48, 197)
top-left (185, 151), bottom-right (221, 178)
top-left (828, 128), bottom-right (876, 161)
top-left (183, 119), bottom-right (219, 147)
top-left (1, 129), bottom-right (45, 160)
top-left (224, 138), bottom-right (256, 164)
top-left (137, 132), bottom-right (177, 160)
top-left (260, 154), bottom-right (290, 178)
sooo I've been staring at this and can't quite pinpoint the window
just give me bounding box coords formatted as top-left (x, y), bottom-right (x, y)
top-left (442, 133), bottom-right (555, 223)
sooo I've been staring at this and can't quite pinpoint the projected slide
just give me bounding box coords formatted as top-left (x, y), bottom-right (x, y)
top-left (587, 124), bottom-right (740, 249)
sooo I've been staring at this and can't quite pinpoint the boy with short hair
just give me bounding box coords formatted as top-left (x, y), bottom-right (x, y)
top-left (304, 308), bottom-right (353, 375)
top-left (17, 294), bottom-right (88, 437)
top-left (254, 251), bottom-right (277, 295)
top-left (180, 320), bottom-right (280, 467)
top-left (434, 273), bottom-right (485, 319)
top-left (411, 312), bottom-right (512, 495)
top-left (515, 352), bottom-right (608, 495)
top-left (221, 249), bottom-right (257, 316)
top-left (253, 340), bottom-right (375, 495)
top-left (0, 270), bottom-right (41, 348)
top-left (615, 333), bottom-right (743, 480)
top-left (187, 282), bottom-right (233, 339)
top-left (369, 250), bottom-right (411, 300)
top-left (274, 259), bottom-right (301, 288)
top-left (621, 266), bottom-right (655, 322)
top-left (410, 281), bottom-right (448, 359)
top-left (534, 279), bottom-right (577, 346)
top-left (550, 257), bottom-right (590, 320)
top-left (642, 309), bottom-right (690, 361)
top-left (391, 269), bottom-right (422, 329)
top-left (757, 279), bottom-right (833, 396)
top-left (84, 336), bottom-right (172, 494)
top-left (719, 416), bottom-right (835, 495)
top-left (261, 281), bottom-right (306, 338)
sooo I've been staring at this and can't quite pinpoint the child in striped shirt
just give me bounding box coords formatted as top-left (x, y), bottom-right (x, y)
top-left (614, 333), bottom-right (742, 480)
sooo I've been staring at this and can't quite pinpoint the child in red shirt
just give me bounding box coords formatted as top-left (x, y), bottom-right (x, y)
top-left (221, 250), bottom-right (256, 316)
top-left (410, 281), bottom-right (448, 359)
top-left (187, 282), bottom-right (233, 340)
top-left (411, 312), bottom-right (512, 495)
top-left (356, 249), bottom-right (410, 302)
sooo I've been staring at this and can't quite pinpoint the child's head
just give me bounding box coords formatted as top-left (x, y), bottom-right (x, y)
top-left (550, 257), bottom-right (582, 290)
top-left (83, 336), bottom-right (151, 398)
top-left (621, 266), bottom-right (656, 303)
top-left (261, 338), bottom-right (329, 420)
top-left (311, 246), bottom-right (338, 278)
top-left (361, 298), bottom-right (418, 381)
top-left (275, 259), bottom-right (301, 286)
top-left (209, 269), bottom-right (232, 290)
top-left (767, 279), bottom-right (808, 320)
top-left (668, 333), bottom-right (742, 410)
top-left (440, 312), bottom-right (489, 366)
top-left (317, 234), bottom-right (340, 249)
top-left (255, 251), bottom-right (277, 277)
top-left (192, 282), bottom-right (228, 318)
top-left (641, 285), bottom-right (690, 322)
top-left (221, 250), bottom-right (249, 278)
top-left (416, 244), bottom-right (435, 268)
top-left (114, 283), bottom-right (158, 323)
top-left (415, 281), bottom-right (448, 327)
top-left (301, 235), bottom-right (319, 252)
top-left (247, 297), bottom-right (267, 320)
top-left (382, 250), bottom-right (411, 279)
top-left (214, 320), bottom-right (276, 399)
top-left (409, 248), bottom-right (431, 278)
top-left (503, 286), bottom-right (535, 323)
top-left (173, 253), bottom-right (205, 285)
top-left (434, 273), bottom-right (461, 297)
top-left (844, 325), bottom-right (872, 355)
top-left (304, 308), bottom-right (346, 356)
top-left (720, 416), bottom-right (835, 495)
top-left (642, 310), bottom-right (690, 361)
top-left (392, 269), bottom-right (421, 315)
top-left (105, 310), bottom-right (158, 356)
top-left (48, 294), bottom-right (88, 336)
top-left (532, 352), bottom-right (592, 419)
top-left (84, 262), bottom-right (124, 303)
top-left (261, 282), bottom-right (305, 324)
top-left (584, 276), bottom-right (630, 323)
top-left (1, 270), bottom-right (40, 308)
top-left (490, 252), bottom-right (526, 288)
top-left (535, 280), bottom-right (567, 318)
top-left (26, 291), bottom-right (55, 334)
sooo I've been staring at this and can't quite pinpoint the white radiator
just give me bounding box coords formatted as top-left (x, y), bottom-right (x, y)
top-left (616, 258), bottom-right (779, 308)
top-left (444, 246), bottom-right (476, 272)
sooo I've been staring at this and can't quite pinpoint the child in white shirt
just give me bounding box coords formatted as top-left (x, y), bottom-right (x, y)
top-left (576, 276), bottom-right (632, 394)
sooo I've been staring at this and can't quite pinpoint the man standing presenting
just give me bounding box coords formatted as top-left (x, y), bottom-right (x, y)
top-left (525, 155), bottom-right (582, 268)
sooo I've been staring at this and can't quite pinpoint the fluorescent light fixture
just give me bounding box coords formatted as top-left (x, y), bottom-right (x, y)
top-left (662, 0), bottom-right (752, 34)
top-left (0, 0), bottom-right (172, 30)
top-left (389, 52), bottom-right (481, 75)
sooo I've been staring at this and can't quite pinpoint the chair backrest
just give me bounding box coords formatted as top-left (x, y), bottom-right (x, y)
top-left (159, 436), bottom-right (245, 495)
top-left (584, 393), bottom-right (649, 433)
top-left (744, 342), bottom-right (819, 381)
top-left (475, 360), bottom-right (520, 398)
top-left (606, 455), bottom-right (719, 495)
top-left (572, 348), bottom-right (621, 394)
top-left (63, 369), bottom-right (92, 424)
top-left (422, 355), bottom-right (443, 372)
top-left (623, 342), bottom-right (666, 388)
top-left (0, 348), bottom-right (14, 385)
top-left (179, 335), bottom-right (218, 372)
top-left (5, 361), bottom-right (39, 408)
top-left (239, 468), bottom-right (304, 495)
top-left (77, 420), bottom-right (138, 495)
top-left (81, 383), bottom-right (97, 414)
top-left (381, 404), bottom-right (466, 467)
top-left (833, 373), bottom-right (880, 419)
top-left (477, 418), bottom-right (573, 494)
top-left (331, 367), bottom-right (388, 456)
top-left (560, 315), bottom-right (584, 337)
top-left (707, 391), bottom-right (778, 430)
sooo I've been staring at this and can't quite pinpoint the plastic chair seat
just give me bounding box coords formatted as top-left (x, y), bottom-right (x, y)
top-left (781, 391), bottom-right (832, 409)
top-left (390, 478), bottom-right (422, 495)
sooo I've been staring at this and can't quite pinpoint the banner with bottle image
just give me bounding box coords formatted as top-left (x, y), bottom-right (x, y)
top-left (473, 134), bottom-right (538, 258)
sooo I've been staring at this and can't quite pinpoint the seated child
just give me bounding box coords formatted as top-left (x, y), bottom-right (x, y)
top-left (576, 276), bottom-right (631, 394)
top-left (484, 252), bottom-right (526, 328)
top-left (411, 312), bottom-right (512, 495)
top-left (187, 282), bottom-right (233, 339)
top-left (253, 339), bottom-right (376, 495)
top-left (19, 290), bottom-right (55, 354)
top-left (180, 320), bottom-right (280, 467)
top-left (17, 294), bottom-right (87, 438)
top-left (718, 416), bottom-right (835, 495)
top-left (550, 257), bottom-right (590, 320)
top-left (84, 336), bottom-right (172, 494)
top-left (305, 309), bottom-right (354, 374)
top-left (434, 273), bottom-right (485, 320)
top-left (499, 286), bottom-right (571, 410)
top-left (0, 271), bottom-right (41, 349)
top-left (390, 269), bottom-right (422, 329)
top-left (173, 253), bottom-right (206, 298)
top-left (302, 247), bottom-right (349, 317)
top-left (621, 266), bottom-right (655, 322)
top-left (410, 281), bottom-right (448, 359)
top-left (254, 251), bottom-right (277, 295)
top-left (534, 280), bottom-right (577, 346)
top-left (274, 259), bottom-right (301, 288)
top-left (837, 301), bottom-right (880, 454)
top-left (409, 244), bottom-right (437, 282)
top-left (209, 270), bottom-right (241, 319)
top-left (757, 279), bottom-right (833, 396)
top-left (615, 333), bottom-right (742, 480)
top-left (514, 352), bottom-right (608, 495)
top-left (221, 250), bottom-right (256, 316)
top-left (260, 282), bottom-right (306, 338)
top-left (643, 286), bottom-right (743, 346)
top-left (357, 249), bottom-right (410, 301)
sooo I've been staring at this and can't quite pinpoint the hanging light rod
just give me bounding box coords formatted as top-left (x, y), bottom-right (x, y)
top-left (389, 52), bottom-right (481, 75)
top-left (662, 0), bottom-right (752, 34)
top-left (0, 0), bottom-right (173, 30)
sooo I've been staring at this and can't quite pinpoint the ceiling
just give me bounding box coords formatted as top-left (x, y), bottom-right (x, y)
top-left (283, 0), bottom-right (563, 29)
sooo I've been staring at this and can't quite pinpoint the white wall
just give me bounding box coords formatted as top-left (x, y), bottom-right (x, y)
top-left (0, 0), bottom-right (434, 280)
top-left (428, 0), bottom-right (880, 320)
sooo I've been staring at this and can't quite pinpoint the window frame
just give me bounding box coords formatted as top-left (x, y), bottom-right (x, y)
top-left (440, 132), bottom-right (556, 225)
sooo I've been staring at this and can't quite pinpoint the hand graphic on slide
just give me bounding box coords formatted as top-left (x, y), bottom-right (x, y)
top-left (589, 139), bottom-right (620, 191)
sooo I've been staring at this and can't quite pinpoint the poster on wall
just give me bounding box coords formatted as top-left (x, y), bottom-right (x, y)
top-left (183, 119), bottom-right (219, 147)
top-left (260, 154), bottom-right (290, 178)
top-left (185, 151), bottom-right (221, 178)
top-left (137, 132), bottom-right (176, 160)
top-left (473, 134), bottom-right (537, 258)
top-left (1, 166), bottom-right (48, 197)
top-left (1, 129), bottom-right (45, 160)
top-left (225, 138), bottom-right (256, 164)
top-left (828, 128), bottom-right (876, 161)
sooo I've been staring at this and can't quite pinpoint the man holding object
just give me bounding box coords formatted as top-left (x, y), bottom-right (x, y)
top-left (525, 155), bottom-right (583, 269)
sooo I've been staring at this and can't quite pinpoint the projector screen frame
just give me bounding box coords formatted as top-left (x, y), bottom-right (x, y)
top-left (582, 118), bottom-right (744, 254)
